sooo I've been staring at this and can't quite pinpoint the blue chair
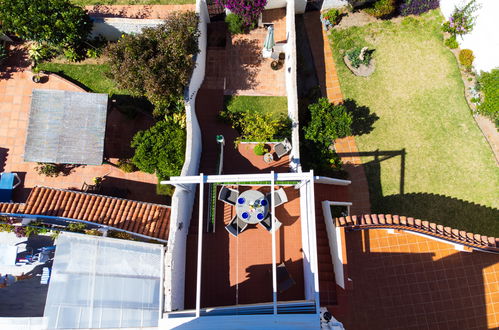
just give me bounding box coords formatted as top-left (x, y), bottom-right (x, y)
top-left (0, 172), bottom-right (21, 202)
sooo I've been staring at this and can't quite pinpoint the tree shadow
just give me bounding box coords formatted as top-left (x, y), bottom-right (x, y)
top-left (86, 5), bottom-right (153, 19)
top-left (225, 37), bottom-right (262, 93)
top-left (343, 99), bottom-right (379, 136)
top-left (0, 42), bottom-right (31, 80)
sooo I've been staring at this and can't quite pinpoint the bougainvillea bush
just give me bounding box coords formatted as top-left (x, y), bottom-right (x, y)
top-left (216, 0), bottom-right (267, 27)
top-left (399, 0), bottom-right (439, 16)
top-left (442, 0), bottom-right (479, 36)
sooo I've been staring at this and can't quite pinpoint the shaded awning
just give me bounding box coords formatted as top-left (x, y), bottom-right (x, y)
top-left (24, 90), bottom-right (108, 165)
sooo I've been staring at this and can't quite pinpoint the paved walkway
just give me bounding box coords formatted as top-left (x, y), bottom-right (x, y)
top-left (0, 46), bottom-right (165, 204)
top-left (303, 12), bottom-right (370, 215)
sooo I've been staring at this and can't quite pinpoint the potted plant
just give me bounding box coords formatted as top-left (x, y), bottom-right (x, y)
top-left (254, 143), bottom-right (270, 156)
top-left (32, 66), bottom-right (42, 83)
top-left (278, 52), bottom-right (285, 65)
top-left (271, 60), bottom-right (282, 71)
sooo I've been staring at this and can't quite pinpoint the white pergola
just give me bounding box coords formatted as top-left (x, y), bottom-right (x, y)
top-left (161, 171), bottom-right (350, 317)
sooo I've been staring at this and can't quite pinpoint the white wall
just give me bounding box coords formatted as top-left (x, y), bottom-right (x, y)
top-left (321, 0), bottom-right (350, 11)
top-left (284, 0), bottom-right (302, 173)
top-left (265, 0), bottom-right (288, 10)
top-left (90, 17), bottom-right (164, 41)
top-left (321, 201), bottom-right (346, 289)
top-left (440, 0), bottom-right (499, 72)
top-left (163, 0), bottom-right (209, 312)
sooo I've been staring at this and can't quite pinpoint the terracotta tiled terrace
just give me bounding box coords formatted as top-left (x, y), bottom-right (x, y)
top-left (0, 47), bottom-right (166, 205)
top-left (184, 185), bottom-right (304, 309)
top-left (204, 8), bottom-right (287, 96)
top-left (334, 228), bottom-right (499, 329)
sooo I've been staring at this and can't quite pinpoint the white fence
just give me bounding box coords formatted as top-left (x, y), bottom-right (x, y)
top-left (321, 201), bottom-right (347, 289)
top-left (163, 0), bottom-right (209, 312)
top-left (90, 17), bottom-right (165, 40)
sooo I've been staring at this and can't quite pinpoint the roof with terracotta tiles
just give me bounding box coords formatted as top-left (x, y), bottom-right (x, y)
top-left (20, 186), bottom-right (170, 240)
top-left (335, 214), bottom-right (499, 253)
top-left (0, 202), bottom-right (23, 214)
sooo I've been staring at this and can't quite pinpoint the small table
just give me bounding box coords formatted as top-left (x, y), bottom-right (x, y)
top-left (263, 152), bottom-right (274, 163)
top-left (236, 190), bottom-right (269, 224)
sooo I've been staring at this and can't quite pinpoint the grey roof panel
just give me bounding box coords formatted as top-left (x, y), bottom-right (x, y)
top-left (24, 90), bottom-right (108, 165)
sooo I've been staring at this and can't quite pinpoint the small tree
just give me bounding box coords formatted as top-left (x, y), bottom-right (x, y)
top-left (131, 120), bottom-right (186, 179)
top-left (106, 11), bottom-right (200, 110)
top-left (304, 98), bottom-right (352, 147)
top-left (223, 111), bottom-right (288, 146)
top-left (0, 0), bottom-right (91, 47)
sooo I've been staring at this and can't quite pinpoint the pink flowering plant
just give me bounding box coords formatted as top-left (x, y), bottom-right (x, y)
top-left (442, 0), bottom-right (479, 37)
top-left (216, 0), bottom-right (268, 27)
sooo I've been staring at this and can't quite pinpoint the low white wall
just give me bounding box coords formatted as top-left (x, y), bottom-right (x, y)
top-left (90, 17), bottom-right (164, 40)
top-left (321, 201), bottom-right (346, 289)
top-left (440, 0), bottom-right (499, 73)
top-left (163, 0), bottom-right (209, 312)
top-left (265, 0), bottom-right (288, 10)
top-left (0, 317), bottom-right (47, 330)
top-left (284, 0), bottom-right (302, 172)
top-left (321, 0), bottom-right (349, 10)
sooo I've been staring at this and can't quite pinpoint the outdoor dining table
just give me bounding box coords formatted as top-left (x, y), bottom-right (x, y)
top-left (236, 190), bottom-right (269, 224)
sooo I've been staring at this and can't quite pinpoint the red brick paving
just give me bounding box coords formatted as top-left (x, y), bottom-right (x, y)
top-left (304, 11), bottom-right (370, 215)
top-left (336, 229), bottom-right (499, 330)
top-left (0, 48), bottom-right (165, 205)
top-left (184, 185), bottom-right (304, 309)
top-left (203, 9), bottom-right (287, 96)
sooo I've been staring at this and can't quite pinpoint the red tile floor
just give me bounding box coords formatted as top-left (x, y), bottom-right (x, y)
top-left (335, 229), bottom-right (499, 329)
top-left (0, 45), bottom-right (165, 204)
top-left (184, 185), bottom-right (304, 309)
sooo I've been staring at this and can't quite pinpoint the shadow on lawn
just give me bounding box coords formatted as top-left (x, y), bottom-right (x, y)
top-left (342, 149), bottom-right (499, 237)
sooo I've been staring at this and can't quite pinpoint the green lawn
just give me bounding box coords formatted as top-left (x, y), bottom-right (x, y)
top-left (329, 11), bottom-right (499, 236)
top-left (38, 63), bottom-right (127, 95)
top-left (71, 0), bottom-right (195, 5)
top-left (224, 95), bottom-right (288, 117)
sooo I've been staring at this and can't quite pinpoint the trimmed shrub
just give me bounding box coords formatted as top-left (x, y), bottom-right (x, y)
top-left (224, 111), bottom-right (288, 146)
top-left (225, 13), bottom-right (246, 35)
top-left (364, 0), bottom-right (396, 18)
top-left (458, 49), bottom-right (474, 68)
top-left (444, 35), bottom-right (459, 49)
top-left (399, 0), bottom-right (439, 16)
top-left (131, 120), bottom-right (186, 180)
top-left (477, 69), bottom-right (499, 127)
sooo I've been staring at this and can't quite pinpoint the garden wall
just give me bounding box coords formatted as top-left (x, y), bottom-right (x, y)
top-left (265, 0), bottom-right (306, 13)
top-left (321, 0), bottom-right (349, 10)
top-left (440, 0), bottom-right (499, 72)
top-left (89, 17), bottom-right (164, 41)
top-left (163, 0), bottom-right (209, 312)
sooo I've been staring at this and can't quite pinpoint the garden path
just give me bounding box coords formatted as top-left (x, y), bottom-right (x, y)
top-left (303, 11), bottom-right (371, 215)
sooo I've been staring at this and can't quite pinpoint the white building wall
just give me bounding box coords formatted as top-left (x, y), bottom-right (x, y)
top-left (284, 0), bottom-right (302, 172)
top-left (321, 201), bottom-right (346, 289)
top-left (440, 0), bottom-right (499, 73)
top-left (321, 0), bottom-right (350, 10)
top-left (90, 17), bottom-right (165, 41)
top-left (164, 0), bottom-right (209, 312)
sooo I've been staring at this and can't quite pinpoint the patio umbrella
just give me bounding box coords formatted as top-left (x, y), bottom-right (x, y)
top-left (263, 25), bottom-right (275, 57)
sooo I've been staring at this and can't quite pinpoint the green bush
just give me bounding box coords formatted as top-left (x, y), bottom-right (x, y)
top-left (108, 230), bottom-right (134, 240)
top-left (156, 183), bottom-right (176, 196)
top-left (444, 35), bottom-right (459, 49)
top-left (346, 47), bottom-right (373, 68)
top-left (63, 46), bottom-right (84, 62)
top-left (131, 120), bottom-right (186, 180)
top-left (458, 49), bottom-right (474, 68)
top-left (84, 229), bottom-right (102, 236)
top-left (477, 69), bottom-right (499, 127)
top-left (364, 0), bottom-right (396, 18)
top-left (254, 143), bottom-right (270, 155)
top-left (67, 222), bottom-right (87, 233)
top-left (35, 163), bottom-right (62, 177)
top-left (0, 44), bottom-right (8, 61)
top-left (105, 11), bottom-right (200, 108)
top-left (225, 13), bottom-right (246, 35)
top-left (225, 111), bottom-right (288, 146)
top-left (304, 98), bottom-right (353, 147)
top-left (322, 8), bottom-right (341, 26)
top-left (0, 0), bottom-right (92, 48)
top-left (117, 158), bottom-right (137, 173)
top-left (0, 223), bottom-right (14, 232)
